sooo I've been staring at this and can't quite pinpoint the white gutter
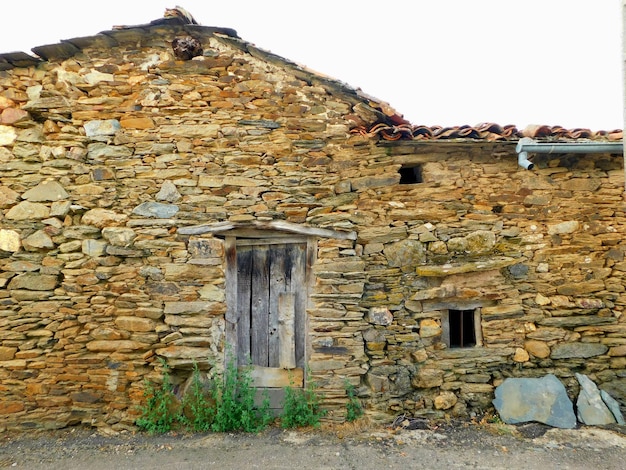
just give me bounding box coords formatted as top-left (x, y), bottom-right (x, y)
top-left (516, 137), bottom-right (623, 170)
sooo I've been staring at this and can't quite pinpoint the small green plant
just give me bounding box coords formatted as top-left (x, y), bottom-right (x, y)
top-left (179, 363), bottom-right (215, 432)
top-left (480, 410), bottom-right (504, 425)
top-left (137, 357), bottom-right (274, 434)
top-left (281, 372), bottom-right (326, 428)
top-left (136, 361), bottom-right (178, 434)
top-left (211, 357), bottom-right (272, 433)
top-left (344, 380), bottom-right (364, 422)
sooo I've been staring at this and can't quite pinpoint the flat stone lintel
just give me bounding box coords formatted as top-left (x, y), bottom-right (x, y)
top-left (416, 256), bottom-right (518, 276)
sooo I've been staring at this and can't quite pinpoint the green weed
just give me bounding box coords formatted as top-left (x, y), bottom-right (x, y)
top-left (211, 357), bottom-right (273, 433)
top-left (344, 380), bottom-right (364, 422)
top-left (136, 361), bottom-right (178, 434)
top-left (280, 372), bottom-right (326, 428)
top-left (179, 363), bottom-right (215, 432)
top-left (139, 358), bottom-right (340, 434)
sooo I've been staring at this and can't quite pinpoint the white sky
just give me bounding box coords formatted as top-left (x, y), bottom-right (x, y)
top-left (0, 0), bottom-right (623, 131)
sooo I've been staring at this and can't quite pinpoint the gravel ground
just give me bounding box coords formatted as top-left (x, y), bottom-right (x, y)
top-left (1, 420), bottom-right (625, 470)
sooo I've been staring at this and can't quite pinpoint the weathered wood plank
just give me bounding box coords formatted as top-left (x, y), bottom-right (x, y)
top-left (229, 238), bottom-right (308, 376)
top-left (177, 220), bottom-right (356, 240)
top-left (225, 236), bottom-right (237, 323)
top-left (268, 244), bottom-right (284, 367)
top-left (300, 240), bottom-right (314, 367)
top-left (224, 236), bottom-right (239, 364)
top-left (247, 366), bottom-right (303, 388)
top-left (254, 388), bottom-right (286, 413)
top-left (251, 246), bottom-right (270, 366)
top-left (236, 244), bottom-right (252, 365)
top-left (236, 236), bottom-right (307, 246)
top-left (278, 292), bottom-right (296, 369)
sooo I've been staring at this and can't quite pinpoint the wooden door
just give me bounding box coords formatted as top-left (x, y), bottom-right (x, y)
top-left (234, 240), bottom-right (306, 388)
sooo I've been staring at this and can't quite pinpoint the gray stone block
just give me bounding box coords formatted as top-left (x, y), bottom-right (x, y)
top-left (576, 373), bottom-right (616, 426)
top-left (493, 374), bottom-right (576, 429)
top-left (600, 390), bottom-right (625, 425)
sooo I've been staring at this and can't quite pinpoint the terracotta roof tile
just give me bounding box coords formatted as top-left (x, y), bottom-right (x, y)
top-left (353, 100), bottom-right (622, 142)
top-left (353, 120), bottom-right (623, 142)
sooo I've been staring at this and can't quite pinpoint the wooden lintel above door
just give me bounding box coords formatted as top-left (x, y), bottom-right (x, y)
top-left (178, 220), bottom-right (356, 240)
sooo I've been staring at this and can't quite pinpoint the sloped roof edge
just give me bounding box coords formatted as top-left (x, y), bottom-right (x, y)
top-left (0, 22), bottom-right (401, 131)
top-left (0, 21), bottom-right (621, 143)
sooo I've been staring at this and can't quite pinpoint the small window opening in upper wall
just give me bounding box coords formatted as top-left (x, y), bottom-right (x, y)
top-left (448, 309), bottom-right (479, 348)
top-left (399, 165), bottom-right (423, 184)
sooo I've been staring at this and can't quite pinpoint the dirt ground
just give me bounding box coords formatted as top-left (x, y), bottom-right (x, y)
top-left (1, 419), bottom-right (625, 470)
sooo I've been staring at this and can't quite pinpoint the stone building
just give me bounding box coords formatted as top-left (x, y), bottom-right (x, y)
top-left (0, 16), bottom-right (624, 431)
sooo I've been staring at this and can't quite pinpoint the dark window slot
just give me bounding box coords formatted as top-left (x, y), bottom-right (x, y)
top-left (399, 165), bottom-right (423, 184)
top-left (449, 309), bottom-right (476, 348)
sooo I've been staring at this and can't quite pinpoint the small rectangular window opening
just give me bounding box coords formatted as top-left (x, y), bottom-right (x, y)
top-left (399, 165), bottom-right (423, 184)
top-left (449, 309), bottom-right (477, 348)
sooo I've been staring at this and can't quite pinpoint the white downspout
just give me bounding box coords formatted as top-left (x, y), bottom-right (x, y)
top-left (515, 137), bottom-right (623, 170)
top-left (516, 141), bottom-right (535, 170)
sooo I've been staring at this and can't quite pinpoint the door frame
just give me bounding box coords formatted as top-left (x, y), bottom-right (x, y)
top-left (177, 220), bottom-right (357, 389)
top-left (225, 234), bottom-right (313, 388)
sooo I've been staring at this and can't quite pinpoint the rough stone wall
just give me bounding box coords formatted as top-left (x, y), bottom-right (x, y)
top-left (0, 28), bottom-right (625, 430)
top-left (0, 30), bottom-right (374, 431)
top-left (354, 142), bottom-right (626, 420)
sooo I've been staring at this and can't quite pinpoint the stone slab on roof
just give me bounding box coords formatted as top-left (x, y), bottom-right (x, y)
top-left (0, 51), bottom-right (42, 69)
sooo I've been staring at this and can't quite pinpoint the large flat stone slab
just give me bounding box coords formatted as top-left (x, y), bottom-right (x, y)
top-left (493, 374), bottom-right (576, 429)
top-left (576, 373), bottom-right (617, 425)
